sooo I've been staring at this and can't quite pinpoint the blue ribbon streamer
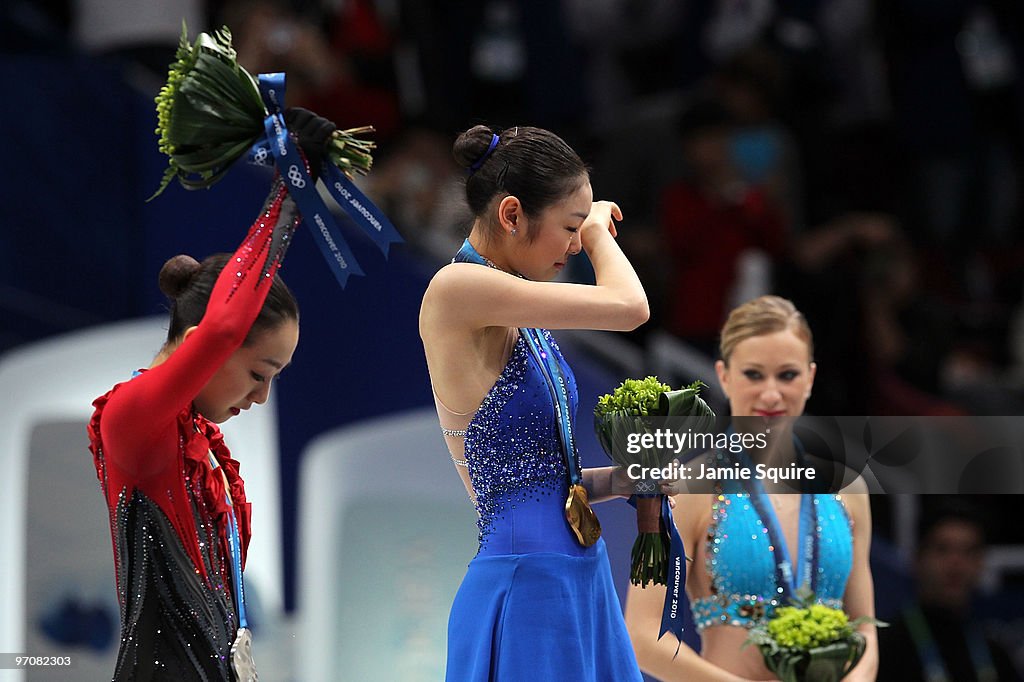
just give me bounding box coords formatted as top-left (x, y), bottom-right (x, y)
top-left (322, 165), bottom-right (403, 258)
top-left (660, 495), bottom-right (687, 648)
top-left (251, 135), bottom-right (403, 258)
top-left (627, 494), bottom-right (687, 651)
top-left (254, 72), bottom-right (405, 288)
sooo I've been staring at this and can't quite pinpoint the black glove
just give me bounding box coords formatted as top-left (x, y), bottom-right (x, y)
top-left (284, 107), bottom-right (336, 181)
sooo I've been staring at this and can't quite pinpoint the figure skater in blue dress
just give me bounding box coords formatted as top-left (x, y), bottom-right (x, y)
top-left (419, 124), bottom-right (649, 681)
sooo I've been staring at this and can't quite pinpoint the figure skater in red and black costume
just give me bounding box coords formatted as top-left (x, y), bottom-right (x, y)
top-left (88, 108), bottom-right (334, 682)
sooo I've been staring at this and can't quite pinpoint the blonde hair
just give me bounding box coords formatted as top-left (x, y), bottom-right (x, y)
top-left (718, 295), bottom-right (814, 365)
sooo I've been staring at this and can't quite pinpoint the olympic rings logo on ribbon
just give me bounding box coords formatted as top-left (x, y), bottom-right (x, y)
top-left (287, 165), bottom-right (306, 189)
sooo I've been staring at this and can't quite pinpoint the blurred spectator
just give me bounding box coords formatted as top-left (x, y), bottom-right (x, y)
top-left (819, 0), bottom-right (892, 128)
top-left (317, 0), bottom-right (402, 142)
top-left (2, 0), bottom-right (73, 54)
top-left (363, 127), bottom-right (467, 260)
top-left (878, 500), bottom-right (1023, 681)
top-left (586, 107), bottom-right (684, 342)
top-left (878, 0), bottom-right (1024, 256)
top-left (398, 1), bottom-right (587, 133)
top-left (859, 235), bottom-right (970, 415)
top-left (223, 0), bottom-right (401, 143)
top-left (563, 0), bottom-right (687, 132)
top-left (659, 96), bottom-right (788, 354)
top-left (777, 211), bottom-right (897, 414)
top-left (710, 45), bottom-right (802, 226)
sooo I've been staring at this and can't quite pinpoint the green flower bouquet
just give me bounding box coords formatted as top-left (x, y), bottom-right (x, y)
top-left (151, 23), bottom-right (376, 198)
top-left (594, 376), bottom-right (715, 587)
top-left (743, 595), bottom-right (883, 681)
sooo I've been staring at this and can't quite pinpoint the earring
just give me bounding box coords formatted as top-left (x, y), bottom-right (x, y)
top-left (511, 228), bottom-right (517, 237)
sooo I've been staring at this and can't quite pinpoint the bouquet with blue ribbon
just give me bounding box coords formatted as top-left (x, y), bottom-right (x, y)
top-left (594, 377), bottom-right (714, 587)
top-left (150, 24), bottom-right (402, 288)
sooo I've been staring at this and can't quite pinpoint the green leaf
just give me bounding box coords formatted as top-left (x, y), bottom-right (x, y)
top-left (173, 139), bottom-right (256, 172)
top-left (177, 165), bottom-right (233, 190)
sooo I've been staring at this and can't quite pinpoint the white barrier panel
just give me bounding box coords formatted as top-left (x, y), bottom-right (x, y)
top-left (297, 408), bottom-right (477, 682)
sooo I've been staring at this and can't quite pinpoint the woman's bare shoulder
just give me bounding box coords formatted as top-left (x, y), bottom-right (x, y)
top-left (671, 493), bottom-right (715, 535)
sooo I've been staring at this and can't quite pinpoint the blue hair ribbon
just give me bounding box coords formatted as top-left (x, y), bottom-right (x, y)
top-left (468, 133), bottom-right (500, 173)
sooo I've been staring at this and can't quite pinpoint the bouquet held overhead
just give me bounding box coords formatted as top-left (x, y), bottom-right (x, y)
top-left (151, 24), bottom-right (401, 288)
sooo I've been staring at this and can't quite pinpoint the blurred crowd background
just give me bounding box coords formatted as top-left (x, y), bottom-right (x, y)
top-left (9, 0), bottom-right (1024, 415)
top-left (2, 0), bottom-right (1024, 679)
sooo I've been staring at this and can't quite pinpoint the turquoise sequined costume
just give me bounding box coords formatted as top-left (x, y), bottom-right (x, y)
top-left (690, 492), bottom-right (853, 631)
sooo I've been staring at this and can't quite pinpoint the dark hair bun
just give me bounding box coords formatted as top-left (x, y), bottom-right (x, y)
top-left (453, 125), bottom-right (497, 170)
top-left (158, 254), bottom-right (201, 299)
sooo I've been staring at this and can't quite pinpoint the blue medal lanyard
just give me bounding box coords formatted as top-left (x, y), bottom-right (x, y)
top-left (723, 430), bottom-right (819, 603)
top-left (209, 452), bottom-right (249, 631)
top-left (452, 239), bottom-right (582, 486)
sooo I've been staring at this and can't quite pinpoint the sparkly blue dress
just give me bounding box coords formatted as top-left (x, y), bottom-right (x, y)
top-left (690, 493), bottom-right (854, 631)
top-left (439, 330), bottom-right (641, 681)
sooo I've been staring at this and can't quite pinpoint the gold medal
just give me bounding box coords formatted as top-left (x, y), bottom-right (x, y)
top-left (564, 483), bottom-right (602, 547)
top-left (230, 627), bottom-right (258, 681)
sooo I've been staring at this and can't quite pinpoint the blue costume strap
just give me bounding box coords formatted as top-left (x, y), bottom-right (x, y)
top-left (726, 428), bottom-right (819, 603)
top-left (452, 238), bottom-right (487, 267)
top-left (250, 72), bottom-right (396, 289)
top-left (209, 454), bottom-right (248, 629)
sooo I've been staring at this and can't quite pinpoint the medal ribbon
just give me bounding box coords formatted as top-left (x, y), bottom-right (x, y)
top-left (724, 428), bottom-right (819, 603)
top-left (520, 327), bottom-right (582, 486)
top-left (209, 453), bottom-right (248, 630)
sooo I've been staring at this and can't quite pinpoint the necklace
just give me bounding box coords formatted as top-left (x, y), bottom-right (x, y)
top-left (467, 239), bottom-right (519, 276)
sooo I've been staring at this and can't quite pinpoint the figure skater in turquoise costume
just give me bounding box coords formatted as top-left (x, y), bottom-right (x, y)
top-left (420, 124), bottom-right (649, 681)
top-left (626, 295), bottom-right (878, 681)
